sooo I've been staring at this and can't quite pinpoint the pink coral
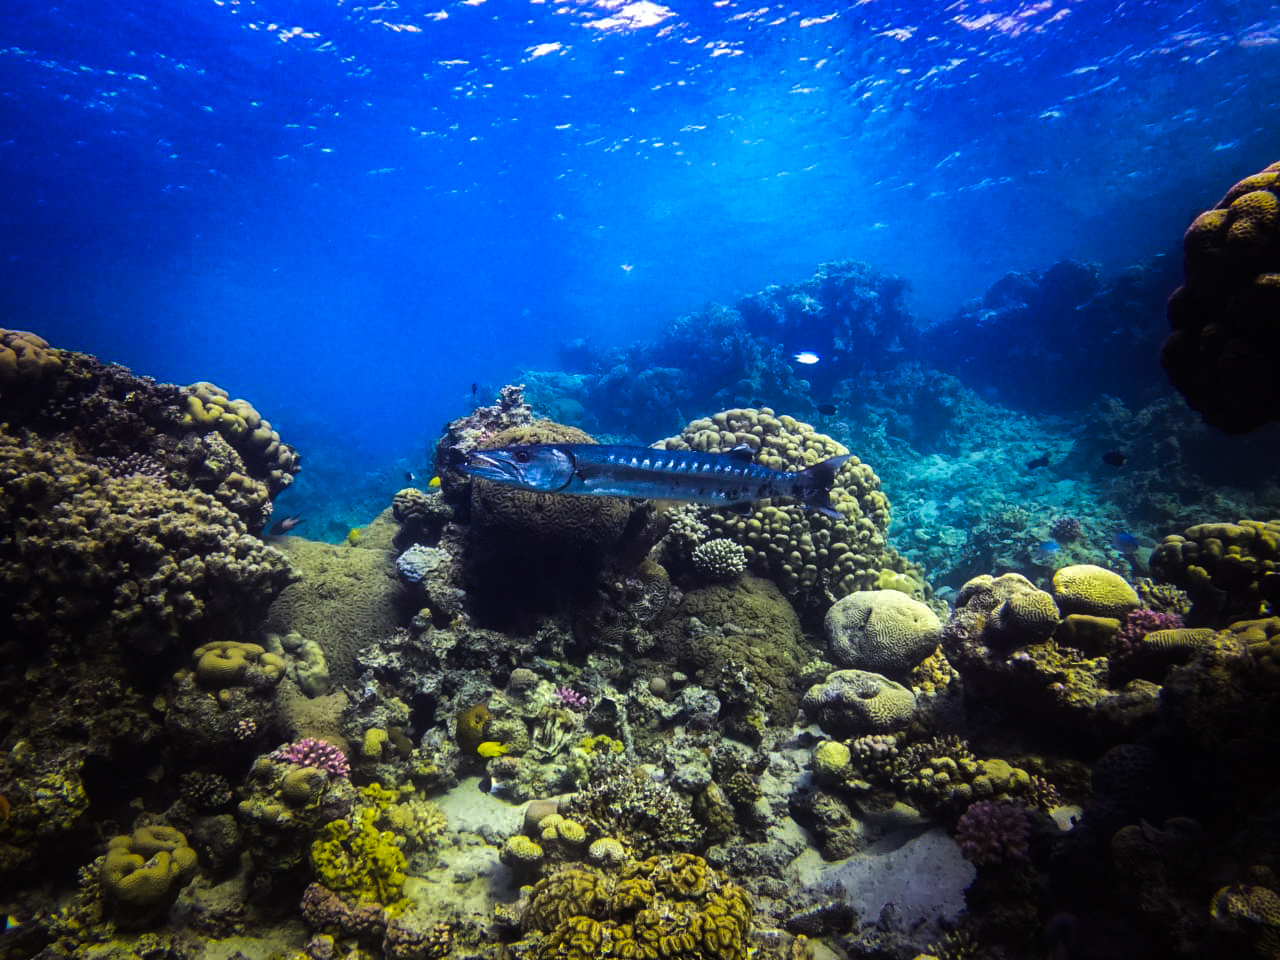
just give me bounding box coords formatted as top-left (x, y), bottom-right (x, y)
top-left (1113, 608), bottom-right (1184, 659)
top-left (555, 686), bottom-right (591, 712)
top-left (954, 800), bottom-right (1031, 866)
top-left (271, 738), bottom-right (351, 778)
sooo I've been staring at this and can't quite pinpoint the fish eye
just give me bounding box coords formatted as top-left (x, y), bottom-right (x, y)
top-left (514, 450), bottom-right (531, 462)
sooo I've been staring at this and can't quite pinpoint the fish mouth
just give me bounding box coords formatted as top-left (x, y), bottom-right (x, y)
top-left (464, 450), bottom-right (520, 482)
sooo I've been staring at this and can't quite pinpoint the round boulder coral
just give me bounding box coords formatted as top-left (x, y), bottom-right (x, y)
top-left (824, 588), bottom-right (941, 677)
top-left (1052, 564), bottom-right (1140, 619)
top-left (801, 669), bottom-right (917, 736)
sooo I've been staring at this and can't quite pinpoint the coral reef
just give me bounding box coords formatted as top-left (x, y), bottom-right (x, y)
top-left (1161, 160), bottom-right (1280, 433)
top-left (1150, 519), bottom-right (1280, 626)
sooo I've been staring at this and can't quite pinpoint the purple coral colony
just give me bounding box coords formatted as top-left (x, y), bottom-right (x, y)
top-left (5, 168), bottom-right (1280, 960)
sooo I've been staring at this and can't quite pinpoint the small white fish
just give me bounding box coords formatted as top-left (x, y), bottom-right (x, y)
top-left (793, 351), bottom-right (821, 365)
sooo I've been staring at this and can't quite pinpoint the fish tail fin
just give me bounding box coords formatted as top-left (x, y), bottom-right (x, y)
top-left (798, 453), bottom-right (852, 519)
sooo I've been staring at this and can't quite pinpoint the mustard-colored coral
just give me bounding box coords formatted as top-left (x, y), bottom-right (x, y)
top-left (181, 382), bottom-right (300, 494)
top-left (192, 640), bottom-right (286, 688)
top-left (1151, 520), bottom-right (1280, 627)
top-left (824, 589), bottom-right (942, 677)
top-left (1051, 564), bottom-right (1140, 619)
top-left (0, 329), bottom-right (62, 397)
top-left (518, 856), bottom-right (753, 960)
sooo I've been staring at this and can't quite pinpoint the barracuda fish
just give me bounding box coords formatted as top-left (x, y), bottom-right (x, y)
top-left (460, 443), bottom-right (851, 518)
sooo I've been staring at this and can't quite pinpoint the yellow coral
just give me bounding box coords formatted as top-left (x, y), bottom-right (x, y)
top-left (101, 826), bottom-right (198, 928)
top-left (0, 329), bottom-right (62, 395)
top-left (192, 640), bottom-right (286, 688)
top-left (1051, 564), bottom-right (1140, 619)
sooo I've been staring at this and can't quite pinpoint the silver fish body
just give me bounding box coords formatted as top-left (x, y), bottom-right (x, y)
top-left (460, 443), bottom-right (851, 518)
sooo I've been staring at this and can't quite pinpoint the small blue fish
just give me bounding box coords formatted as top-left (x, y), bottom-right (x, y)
top-left (1032, 540), bottom-right (1061, 564)
top-left (1112, 531), bottom-right (1141, 554)
top-left (793, 351), bottom-right (821, 365)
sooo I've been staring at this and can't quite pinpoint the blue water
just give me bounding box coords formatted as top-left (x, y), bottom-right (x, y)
top-left (2, 0), bottom-right (1278, 485)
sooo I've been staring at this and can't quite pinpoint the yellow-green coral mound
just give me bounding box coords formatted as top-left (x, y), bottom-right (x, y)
top-left (824, 588), bottom-right (941, 677)
top-left (1161, 160), bottom-right (1280, 433)
top-left (661, 408), bottom-right (921, 613)
top-left (1051, 564), bottom-right (1140, 619)
top-left (0, 433), bottom-right (295, 654)
top-left (101, 825), bottom-right (198, 929)
top-left (1150, 519), bottom-right (1280, 627)
top-left (181, 382), bottom-right (301, 494)
top-left (0, 329), bottom-right (62, 398)
top-left (517, 854), bottom-right (753, 960)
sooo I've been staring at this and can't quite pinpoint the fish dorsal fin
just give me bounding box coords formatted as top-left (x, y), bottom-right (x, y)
top-left (727, 444), bottom-right (756, 463)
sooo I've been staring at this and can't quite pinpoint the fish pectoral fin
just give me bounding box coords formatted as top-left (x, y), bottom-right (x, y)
top-left (727, 444), bottom-right (757, 462)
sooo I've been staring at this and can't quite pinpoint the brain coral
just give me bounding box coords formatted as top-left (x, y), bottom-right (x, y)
top-left (1051, 564), bottom-right (1141, 619)
top-left (263, 536), bottom-right (405, 688)
top-left (824, 588), bottom-right (942, 677)
top-left (661, 408), bottom-right (922, 616)
top-left (801, 669), bottom-right (917, 736)
top-left (1160, 160), bottom-right (1280, 433)
top-left (1150, 519), bottom-right (1280, 627)
top-left (101, 825), bottom-right (198, 929)
top-left (0, 433), bottom-right (295, 656)
top-left (517, 855), bottom-right (753, 960)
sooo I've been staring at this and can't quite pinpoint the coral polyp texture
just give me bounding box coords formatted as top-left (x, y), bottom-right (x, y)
top-left (660, 407), bottom-right (921, 614)
top-left (1150, 519), bottom-right (1280, 627)
top-left (1161, 160), bottom-right (1280, 433)
top-left (0, 330), bottom-right (299, 660)
top-left (515, 854), bottom-right (753, 960)
top-left (0, 433), bottom-right (294, 655)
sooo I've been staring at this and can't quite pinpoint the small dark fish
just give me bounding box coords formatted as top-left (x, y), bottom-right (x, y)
top-left (404, 470), bottom-right (416, 484)
top-left (268, 514), bottom-right (305, 535)
top-left (471, 382), bottom-right (478, 397)
top-left (1102, 450), bottom-right (1127, 467)
top-left (460, 443), bottom-right (851, 518)
top-left (1112, 531), bottom-right (1141, 554)
top-left (816, 403), bottom-right (837, 416)
top-left (1026, 453), bottom-right (1051, 470)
